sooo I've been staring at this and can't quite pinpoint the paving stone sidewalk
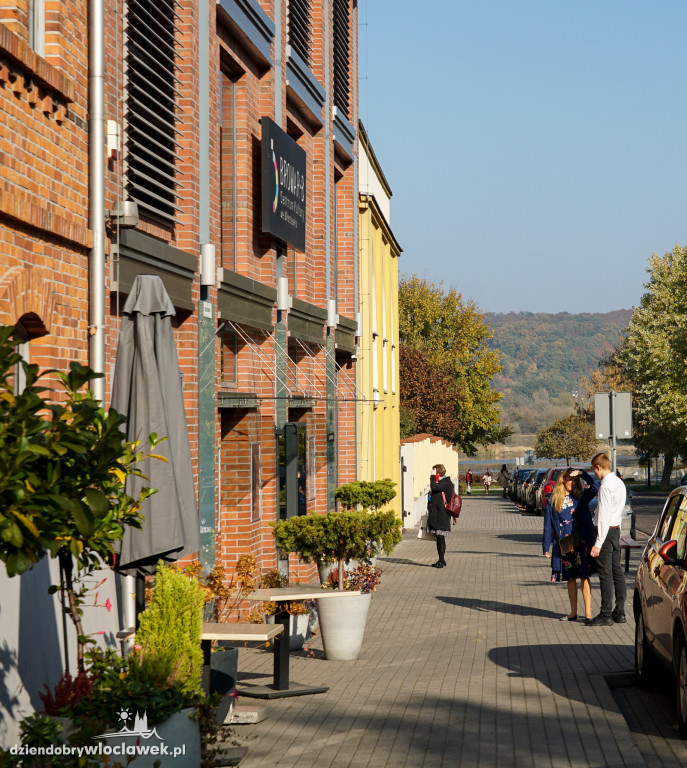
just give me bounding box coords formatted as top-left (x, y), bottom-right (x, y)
top-left (230, 495), bottom-right (683, 767)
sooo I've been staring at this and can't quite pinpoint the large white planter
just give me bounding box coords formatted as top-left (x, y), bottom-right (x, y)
top-left (50, 708), bottom-right (201, 768)
top-left (100, 707), bottom-right (200, 768)
top-left (315, 592), bottom-right (371, 660)
top-left (267, 612), bottom-right (311, 650)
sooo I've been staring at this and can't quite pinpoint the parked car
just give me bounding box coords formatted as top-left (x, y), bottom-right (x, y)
top-left (634, 486), bottom-right (687, 735)
top-left (509, 468), bottom-right (528, 501)
top-left (536, 466), bottom-right (587, 516)
top-left (525, 468), bottom-right (548, 513)
top-left (518, 469), bottom-right (537, 506)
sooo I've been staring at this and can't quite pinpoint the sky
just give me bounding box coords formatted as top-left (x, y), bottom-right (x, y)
top-left (358, 0), bottom-right (687, 314)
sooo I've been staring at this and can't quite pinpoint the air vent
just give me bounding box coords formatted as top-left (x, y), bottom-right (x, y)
top-left (124, 0), bottom-right (182, 225)
top-left (287, 0), bottom-right (312, 66)
top-left (332, 0), bottom-right (350, 119)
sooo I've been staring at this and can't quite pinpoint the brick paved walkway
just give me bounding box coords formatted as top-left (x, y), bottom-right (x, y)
top-left (231, 495), bottom-right (657, 767)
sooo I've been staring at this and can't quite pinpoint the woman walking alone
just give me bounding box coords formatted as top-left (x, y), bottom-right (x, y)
top-left (426, 464), bottom-right (455, 569)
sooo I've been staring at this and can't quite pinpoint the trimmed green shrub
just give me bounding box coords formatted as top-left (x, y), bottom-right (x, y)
top-left (134, 563), bottom-right (204, 696)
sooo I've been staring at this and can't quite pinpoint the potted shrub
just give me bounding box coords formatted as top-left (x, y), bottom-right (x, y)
top-left (272, 498), bottom-right (402, 660)
top-left (24, 562), bottom-right (206, 768)
top-left (182, 554), bottom-right (257, 711)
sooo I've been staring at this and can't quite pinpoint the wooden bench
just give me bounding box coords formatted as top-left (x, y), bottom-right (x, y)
top-left (620, 535), bottom-right (643, 573)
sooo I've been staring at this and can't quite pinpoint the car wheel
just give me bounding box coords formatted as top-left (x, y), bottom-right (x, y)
top-left (635, 611), bottom-right (655, 688)
top-left (676, 633), bottom-right (687, 737)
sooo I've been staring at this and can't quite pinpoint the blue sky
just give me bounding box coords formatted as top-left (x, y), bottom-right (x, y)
top-left (359, 1), bottom-right (687, 313)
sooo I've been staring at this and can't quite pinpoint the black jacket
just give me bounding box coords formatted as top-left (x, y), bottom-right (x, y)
top-left (427, 475), bottom-right (455, 532)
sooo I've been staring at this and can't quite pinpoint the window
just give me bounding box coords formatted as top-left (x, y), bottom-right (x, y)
top-left (674, 495), bottom-right (687, 560)
top-left (12, 322), bottom-right (30, 394)
top-left (220, 71), bottom-right (237, 271)
top-left (659, 495), bottom-right (682, 542)
top-left (332, 0), bottom-right (350, 119)
top-left (124, 0), bottom-right (182, 225)
top-left (221, 331), bottom-right (238, 385)
top-left (287, 0), bottom-right (311, 65)
top-left (251, 443), bottom-right (260, 521)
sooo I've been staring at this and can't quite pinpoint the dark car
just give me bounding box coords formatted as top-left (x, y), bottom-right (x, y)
top-left (509, 468), bottom-right (528, 500)
top-left (525, 468), bottom-right (548, 513)
top-left (634, 486), bottom-right (687, 735)
top-left (518, 469), bottom-right (537, 506)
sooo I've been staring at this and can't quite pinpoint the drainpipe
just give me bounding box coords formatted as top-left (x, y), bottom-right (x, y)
top-left (88, 0), bottom-right (106, 403)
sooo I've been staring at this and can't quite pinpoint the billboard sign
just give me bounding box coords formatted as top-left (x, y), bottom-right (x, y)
top-left (261, 117), bottom-right (306, 251)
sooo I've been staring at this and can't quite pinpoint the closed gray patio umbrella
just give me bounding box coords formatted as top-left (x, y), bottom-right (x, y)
top-left (111, 274), bottom-right (200, 574)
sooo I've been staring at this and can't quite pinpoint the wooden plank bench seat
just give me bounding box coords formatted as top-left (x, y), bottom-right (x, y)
top-left (620, 535), bottom-right (643, 573)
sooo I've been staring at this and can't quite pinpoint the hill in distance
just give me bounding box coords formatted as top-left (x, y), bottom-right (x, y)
top-left (485, 309), bottom-right (633, 434)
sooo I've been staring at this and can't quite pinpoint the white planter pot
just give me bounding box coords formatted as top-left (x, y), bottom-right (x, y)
top-left (266, 612), bottom-right (311, 650)
top-left (50, 708), bottom-right (201, 768)
top-left (99, 707), bottom-right (201, 768)
top-left (315, 592), bottom-right (371, 660)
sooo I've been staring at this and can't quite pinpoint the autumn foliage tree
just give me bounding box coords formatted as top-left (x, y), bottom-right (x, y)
top-left (534, 415), bottom-right (598, 464)
top-left (612, 245), bottom-right (687, 486)
top-left (399, 346), bottom-right (460, 439)
top-left (398, 275), bottom-right (509, 454)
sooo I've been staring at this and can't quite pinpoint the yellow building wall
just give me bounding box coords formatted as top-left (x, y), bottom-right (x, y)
top-left (357, 197), bottom-right (401, 518)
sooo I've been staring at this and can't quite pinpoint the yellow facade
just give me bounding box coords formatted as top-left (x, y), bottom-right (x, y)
top-left (357, 124), bottom-right (402, 517)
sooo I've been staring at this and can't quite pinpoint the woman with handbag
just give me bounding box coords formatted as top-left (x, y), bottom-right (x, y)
top-left (426, 464), bottom-right (455, 569)
top-left (542, 469), bottom-right (598, 623)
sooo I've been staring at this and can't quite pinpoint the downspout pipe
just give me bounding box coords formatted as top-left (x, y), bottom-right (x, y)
top-left (88, 0), bottom-right (106, 403)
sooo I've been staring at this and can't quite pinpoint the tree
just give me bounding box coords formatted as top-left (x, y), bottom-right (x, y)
top-left (534, 415), bottom-right (598, 464)
top-left (398, 346), bottom-right (460, 440)
top-left (0, 325), bottom-right (159, 669)
top-left (398, 275), bottom-right (509, 454)
top-left (615, 245), bottom-right (687, 486)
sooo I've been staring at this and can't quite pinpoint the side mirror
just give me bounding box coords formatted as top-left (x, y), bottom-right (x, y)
top-left (659, 540), bottom-right (680, 565)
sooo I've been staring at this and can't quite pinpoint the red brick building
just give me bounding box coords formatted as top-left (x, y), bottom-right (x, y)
top-left (0, 0), bottom-right (359, 593)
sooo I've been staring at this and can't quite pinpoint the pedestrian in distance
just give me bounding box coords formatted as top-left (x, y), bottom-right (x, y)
top-left (497, 464), bottom-right (510, 498)
top-left (426, 464), bottom-right (455, 569)
top-left (465, 469), bottom-right (473, 495)
top-left (587, 452), bottom-right (628, 626)
top-left (483, 469), bottom-right (492, 494)
top-left (542, 468), bottom-right (598, 623)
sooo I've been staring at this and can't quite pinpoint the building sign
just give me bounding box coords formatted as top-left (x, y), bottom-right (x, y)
top-left (261, 116), bottom-right (306, 251)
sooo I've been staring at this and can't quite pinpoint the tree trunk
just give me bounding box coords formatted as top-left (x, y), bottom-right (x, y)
top-left (661, 454), bottom-right (675, 490)
top-left (59, 549), bottom-right (86, 673)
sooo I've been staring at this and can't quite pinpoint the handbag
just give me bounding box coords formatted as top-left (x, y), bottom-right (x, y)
top-left (417, 514), bottom-right (435, 540)
top-left (443, 492), bottom-right (462, 520)
top-left (558, 531), bottom-right (580, 555)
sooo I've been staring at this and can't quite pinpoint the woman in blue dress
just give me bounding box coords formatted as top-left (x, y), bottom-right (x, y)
top-left (542, 469), bottom-right (598, 623)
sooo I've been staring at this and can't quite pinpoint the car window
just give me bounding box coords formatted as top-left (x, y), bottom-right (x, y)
top-left (659, 495), bottom-right (683, 542)
top-left (551, 469), bottom-right (563, 483)
top-left (673, 495), bottom-right (687, 560)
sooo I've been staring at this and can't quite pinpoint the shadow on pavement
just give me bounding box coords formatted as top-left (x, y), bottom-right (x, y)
top-left (436, 595), bottom-right (561, 619)
top-left (496, 532), bottom-right (543, 543)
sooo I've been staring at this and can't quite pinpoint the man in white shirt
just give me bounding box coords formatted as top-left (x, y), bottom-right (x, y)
top-left (587, 452), bottom-right (627, 627)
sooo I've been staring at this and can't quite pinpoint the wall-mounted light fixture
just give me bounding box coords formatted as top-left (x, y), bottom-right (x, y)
top-left (108, 200), bottom-right (139, 228)
top-left (200, 243), bottom-right (216, 287)
top-left (327, 299), bottom-right (339, 329)
top-left (277, 277), bottom-right (293, 311)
